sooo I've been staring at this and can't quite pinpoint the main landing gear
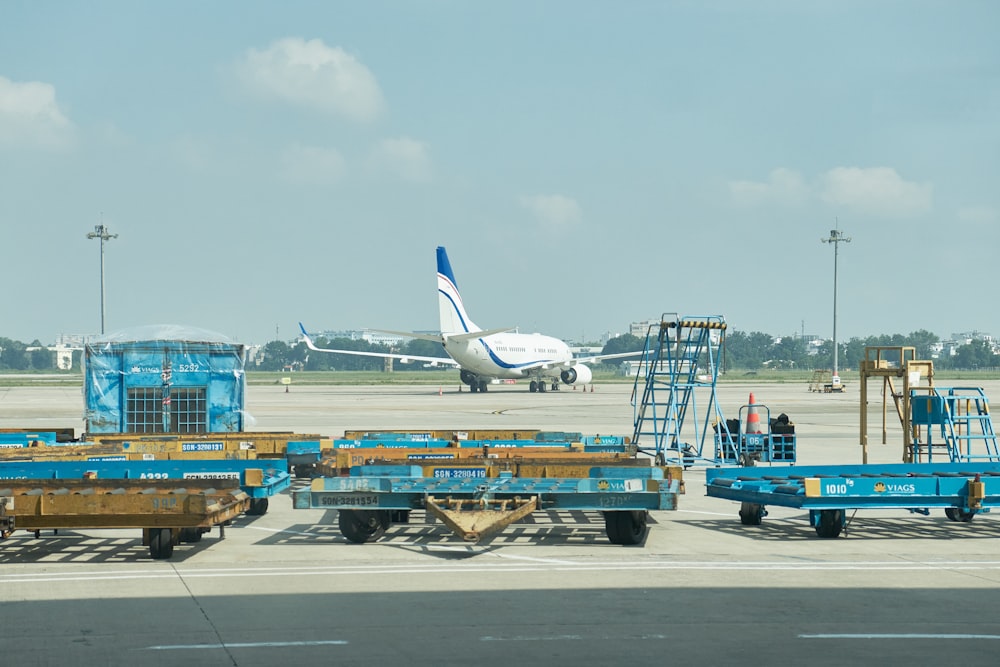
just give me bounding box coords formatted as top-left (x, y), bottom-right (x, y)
top-left (529, 380), bottom-right (560, 393)
top-left (461, 370), bottom-right (489, 393)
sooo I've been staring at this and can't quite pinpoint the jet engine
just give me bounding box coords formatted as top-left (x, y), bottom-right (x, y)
top-left (459, 369), bottom-right (478, 386)
top-left (560, 364), bottom-right (592, 385)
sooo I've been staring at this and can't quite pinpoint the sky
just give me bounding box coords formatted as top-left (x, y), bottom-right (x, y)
top-left (1, 1), bottom-right (998, 347)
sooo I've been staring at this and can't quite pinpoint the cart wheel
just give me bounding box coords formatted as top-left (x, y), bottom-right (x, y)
top-left (149, 528), bottom-right (174, 559)
top-left (338, 510), bottom-right (390, 544)
top-left (604, 510), bottom-right (647, 545)
top-left (179, 527), bottom-right (203, 543)
top-left (246, 497), bottom-right (269, 516)
top-left (739, 502), bottom-right (764, 526)
top-left (944, 507), bottom-right (975, 523)
top-left (815, 509), bottom-right (844, 538)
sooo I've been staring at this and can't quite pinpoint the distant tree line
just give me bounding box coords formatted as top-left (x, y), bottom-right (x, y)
top-left (256, 336), bottom-right (448, 372)
top-left (1, 330), bottom-right (997, 372)
top-left (0, 338), bottom-right (74, 371)
top-left (725, 329), bottom-right (999, 372)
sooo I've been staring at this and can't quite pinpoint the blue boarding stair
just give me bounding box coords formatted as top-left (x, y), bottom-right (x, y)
top-left (631, 314), bottom-right (728, 466)
top-left (910, 387), bottom-right (1000, 464)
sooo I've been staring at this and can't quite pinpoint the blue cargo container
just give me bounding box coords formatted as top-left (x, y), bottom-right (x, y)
top-left (84, 325), bottom-right (246, 434)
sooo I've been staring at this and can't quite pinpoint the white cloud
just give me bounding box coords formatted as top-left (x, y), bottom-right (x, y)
top-left (519, 194), bottom-right (582, 228)
top-left (819, 167), bottom-right (932, 217)
top-left (279, 144), bottom-right (347, 185)
top-left (238, 38), bottom-right (384, 121)
top-left (366, 137), bottom-right (432, 182)
top-left (0, 75), bottom-right (74, 149)
top-left (729, 168), bottom-right (808, 207)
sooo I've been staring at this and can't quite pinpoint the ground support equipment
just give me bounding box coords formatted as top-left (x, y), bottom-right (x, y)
top-left (712, 402), bottom-right (797, 466)
top-left (0, 459), bottom-right (289, 516)
top-left (0, 442), bottom-right (260, 462)
top-left (332, 431), bottom-right (630, 450)
top-left (0, 427), bottom-right (78, 444)
top-left (284, 430), bottom-right (630, 478)
top-left (0, 478), bottom-right (249, 559)
top-left (294, 465), bottom-right (680, 544)
top-left (87, 431), bottom-right (329, 462)
top-left (0, 430), bottom-right (327, 479)
top-left (910, 387), bottom-right (999, 464)
top-left (320, 447), bottom-right (654, 478)
top-left (705, 462), bottom-right (999, 538)
top-left (343, 429), bottom-right (546, 441)
top-left (858, 346), bottom-right (935, 463)
top-left (631, 314), bottom-right (728, 466)
top-left (808, 370), bottom-right (845, 393)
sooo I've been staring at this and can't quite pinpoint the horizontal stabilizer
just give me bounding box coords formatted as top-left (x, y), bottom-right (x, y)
top-left (446, 327), bottom-right (513, 343)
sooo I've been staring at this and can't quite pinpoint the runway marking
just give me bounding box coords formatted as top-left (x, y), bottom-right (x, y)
top-left (489, 553), bottom-right (582, 565)
top-left (800, 634), bottom-right (1000, 640)
top-left (144, 640), bottom-right (348, 650)
top-left (481, 634), bottom-right (669, 642)
top-left (5, 560), bottom-right (1000, 584)
top-left (244, 526), bottom-right (328, 537)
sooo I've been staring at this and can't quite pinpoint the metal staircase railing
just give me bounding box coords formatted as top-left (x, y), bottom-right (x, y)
top-left (631, 314), bottom-right (727, 465)
top-left (910, 386), bottom-right (999, 463)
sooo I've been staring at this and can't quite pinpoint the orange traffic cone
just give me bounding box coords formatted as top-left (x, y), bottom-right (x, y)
top-left (438, 386), bottom-right (443, 396)
top-left (745, 393), bottom-right (762, 434)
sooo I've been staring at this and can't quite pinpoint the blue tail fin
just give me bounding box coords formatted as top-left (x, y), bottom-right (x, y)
top-left (437, 246), bottom-right (479, 335)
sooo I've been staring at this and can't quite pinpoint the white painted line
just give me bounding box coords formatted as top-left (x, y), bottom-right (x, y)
top-left (6, 560), bottom-right (1000, 584)
top-left (489, 553), bottom-right (582, 565)
top-left (800, 634), bottom-right (1000, 640)
top-left (481, 634), bottom-right (669, 642)
top-left (244, 525), bottom-right (328, 537)
top-left (144, 640), bottom-right (348, 650)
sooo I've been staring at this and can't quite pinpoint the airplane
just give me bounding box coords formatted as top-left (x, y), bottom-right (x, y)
top-left (299, 246), bottom-right (641, 393)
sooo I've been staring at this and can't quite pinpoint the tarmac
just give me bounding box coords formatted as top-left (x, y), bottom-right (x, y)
top-left (2, 379), bottom-right (1000, 666)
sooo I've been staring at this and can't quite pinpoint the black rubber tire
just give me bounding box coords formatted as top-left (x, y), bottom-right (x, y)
top-left (246, 497), bottom-right (269, 516)
top-left (945, 507), bottom-right (976, 522)
top-left (604, 510), bottom-right (647, 545)
top-left (478, 381), bottom-right (488, 392)
top-left (179, 527), bottom-right (203, 543)
top-left (815, 509), bottom-right (844, 538)
top-left (338, 510), bottom-right (390, 544)
top-left (529, 381), bottom-right (538, 393)
top-left (149, 528), bottom-right (174, 559)
top-left (739, 502), bottom-right (764, 526)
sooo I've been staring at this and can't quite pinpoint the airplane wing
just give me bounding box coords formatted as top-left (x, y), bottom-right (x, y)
top-left (498, 350), bottom-right (643, 374)
top-left (570, 350), bottom-right (646, 365)
top-left (512, 350), bottom-right (645, 373)
top-left (298, 323), bottom-right (459, 367)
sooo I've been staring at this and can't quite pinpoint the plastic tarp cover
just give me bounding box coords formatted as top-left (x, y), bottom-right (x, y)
top-left (84, 325), bottom-right (248, 434)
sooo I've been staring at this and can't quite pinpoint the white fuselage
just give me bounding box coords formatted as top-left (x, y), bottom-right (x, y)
top-left (443, 331), bottom-right (572, 380)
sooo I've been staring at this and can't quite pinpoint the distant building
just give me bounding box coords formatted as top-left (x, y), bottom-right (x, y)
top-left (629, 319), bottom-right (661, 338)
